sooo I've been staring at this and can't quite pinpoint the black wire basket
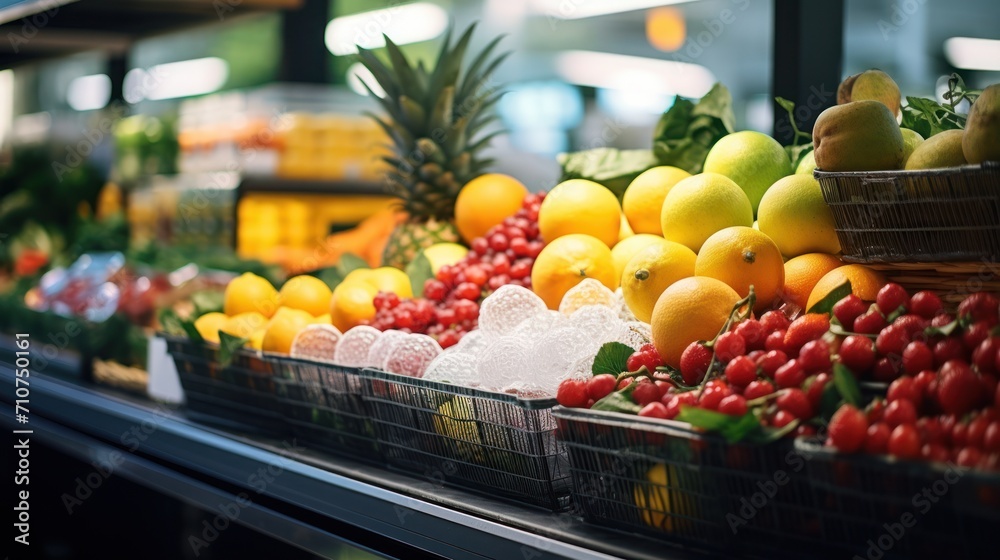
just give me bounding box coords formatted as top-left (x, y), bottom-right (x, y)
top-left (794, 438), bottom-right (1000, 560)
top-left (164, 335), bottom-right (288, 437)
top-left (266, 356), bottom-right (383, 465)
top-left (815, 161), bottom-right (1000, 263)
top-left (552, 406), bottom-right (820, 558)
top-left (358, 368), bottom-right (572, 511)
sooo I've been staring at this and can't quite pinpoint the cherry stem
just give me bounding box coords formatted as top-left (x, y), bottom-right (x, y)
top-left (696, 286), bottom-right (757, 401)
top-left (616, 365), bottom-right (653, 383)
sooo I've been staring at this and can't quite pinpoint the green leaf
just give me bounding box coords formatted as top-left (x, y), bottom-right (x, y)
top-left (786, 143), bottom-right (814, 169)
top-left (311, 266), bottom-right (345, 290)
top-left (191, 290), bottom-right (224, 316)
top-left (924, 319), bottom-right (958, 338)
top-left (676, 407), bottom-right (762, 443)
top-left (819, 380), bottom-right (844, 421)
top-left (337, 253), bottom-right (369, 276)
top-left (405, 251), bottom-right (435, 298)
top-left (557, 148), bottom-right (657, 200)
top-left (651, 83), bottom-right (736, 174)
top-left (218, 331), bottom-right (250, 368)
top-left (180, 319), bottom-right (204, 344)
top-left (807, 280), bottom-right (852, 315)
top-left (591, 390), bottom-right (642, 414)
top-left (833, 363), bottom-right (862, 408)
top-left (592, 341), bottom-right (635, 376)
top-left (158, 308), bottom-right (186, 336)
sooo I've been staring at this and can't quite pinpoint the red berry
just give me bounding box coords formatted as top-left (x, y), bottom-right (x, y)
top-left (725, 356), bottom-right (758, 388)
top-left (796, 424), bottom-right (818, 437)
top-left (983, 422), bottom-right (1000, 452)
top-left (765, 330), bottom-right (787, 353)
top-left (931, 313), bottom-right (955, 328)
top-left (893, 314), bottom-right (929, 339)
top-left (453, 299), bottom-right (479, 322)
top-left (888, 424), bottom-right (921, 459)
top-left (509, 260), bottom-right (532, 280)
top-left (679, 342), bottom-right (712, 385)
top-left (777, 388), bottom-right (813, 420)
top-left (744, 379), bottom-right (776, 400)
top-left (617, 377), bottom-right (634, 391)
top-left (866, 399), bottom-right (886, 423)
top-left (921, 443), bottom-right (951, 463)
top-left (876, 325), bottom-right (909, 357)
top-left (872, 356), bottom-right (902, 383)
top-left (982, 374), bottom-right (998, 404)
top-left (828, 404), bottom-right (869, 453)
top-left (587, 374), bottom-right (617, 400)
top-left (774, 359), bottom-right (806, 389)
top-left (937, 360), bottom-right (982, 415)
top-left (437, 330), bottom-right (460, 348)
top-left (883, 399), bottom-right (917, 428)
top-left (632, 380), bottom-right (661, 406)
top-left (625, 352), bottom-right (646, 373)
top-left (772, 410), bottom-right (796, 428)
top-left (877, 283), bottom-right (909, 316)
top-left (471, 237), bottom-right (490, 255)
top-left (958, 292), bottom-right (1000, 326)
top-left (714, 332), bottom-right (746, 363)
top-left (556, 379), bottom-right (589, 408)
top-left (504, 226), bottom-right (526, 240)
top-left (901, 341), bottom-right (934, 375)
top-left (757, 350), bottom-right (788, 378)
top-left (963, 321), bottom-right (991, 351)
top-left (698, 383), bottom-right (732, 410)
top-left (934, 338), bottom-right (966, 368)
top-left (526, 241), bottom-right (544, 259)
top-left (509, 237), bottom-right (530, 257)
top-left (909, 291), bottom-right (943, 320)
top-left (853, 308), bottom-right (889, 335)
top-left (784, 314), bottom-right (831, 354)
top-left (798, 339), bottom-right (832, 372)
top-left (718, 394), bottom-right (748, 416)
top-left (864, 423), bottom-right (891, 455)
top-left (735, 319), bottom-right (767, 351)
top-left (491, 253), bottom-right (511, 275)
top-left (760, 310), bottom-right (790, 333)
top-left (914, 370), bottom-right (936, 396)
top-left (664, 392), bottom-right (696, 419)
top-left (956, 446), bottom-right (983, 467)
top-left (436, 308), bottom-right (457, 326)
top-left (839, 335), bottom-right (876, 374)
top-left (454, 282), bottom-right (481, 301)
top-left (746, 350), bottom-right (766, 363)
top-left (833, 294), bottom-right (867, 329)
top-left (489, 233), bottom-right (509, 252)
top-left (973, 337), bottom-right (1000, 374)
top-left (464, 266), bottom-right (488, 287)
top-left (887, 376), bottom-right (922, 405)
top-left (638, 401), bottom-right (669, 419)
top-left (968, 415), bottom-right (990, 449)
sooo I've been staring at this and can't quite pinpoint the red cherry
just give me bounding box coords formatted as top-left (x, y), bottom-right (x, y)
top-left (509, 237), bottom-right (530, 257)
top-left (765, 330), bottom-right (787, 353)
top-left (679, 342), bottom-right (712, 386)
top-left (714, 332), bottom-right (746, 363)
top-left (776, 388), bottom-right (813, 420)
top-left (934, 338), bottom-right (967, 368)
top-left (963, 321), bottom-right (992, 351)
top-left (828, 404), bottom-right (869, 453)
top-left (798, 339), bottom-right (832, 372)
top-left (921, 443), bottom-right (951, 463)
top-left (909, 291), bottom-right (943, 320)
top-left (883, 399), bottom-right (917, 428)
top-left (632, 380), bottom-right (661, 406)
top-left (957, 292), bottom-right (1000, 326)
top-left (556, 379), bottom-right (589, 408)
top-left (853, 309), bottom-right (888, 335)
top-left (759, 310), bottom-right (790, 333)
top-left (901, 341), bottom-right (934, 375)
top-left (887, 376), bottom-right (922, 405)
top-left (774, 359), bottom-right (806, 389)
top-left (724, 356), bottom-right (758, 388)
top-left (876, 283), bottom-right (909, 316)
top-left (888, 424), bottom-right (921, 459)
top-left (471, 237), bottom-right (489, 255)
top-left (872, 356), bottom-right (902, 383)
top-left (875, 325), bottom-right (909, 357)
top-left (973, 336), bottom-right (1000, 374)
top-left (734, 319), bottom-right (767, 351)
top-left (805, 373), bottom-right (831, 410)
top-left (937, 359), bottom-right (983, 415)
top-left (833, 294), bottom-right (867, 329)
top-left (638, 401), bottom-right (669, 419)
top-left (757, 350), bottom-right (788, 379)
top-left (744, 379), bottom-right (776, 400)
top-left (864, 423), bottom-right (891, 455)
top-left (717, 394), bottom-right (748, 416)
top-left (587, 374), bottom-right (617, 400)
top-left (839, 335), bottom-right (876, 374)
top-left (772, 410), bottom-right (796, 428)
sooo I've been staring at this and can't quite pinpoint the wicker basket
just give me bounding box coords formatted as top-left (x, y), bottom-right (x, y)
top-left (864, 261), bottom-right (1000, 311)
top-left (358, 368), bottom-right (571, 511)
top-left (816, 162), bottom-right (1000, 263)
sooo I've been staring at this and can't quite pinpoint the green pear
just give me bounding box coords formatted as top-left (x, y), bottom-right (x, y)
top-left (838, 69), bottom-right (901, 116)
top-left (900, 128), bottom-right (925, 167)
top-left (963, 84), bottom-right (1000, 164)
top-left (905, 129), bottom-right (967, 170)
top-left (813, 100), bottom-right (904, 172)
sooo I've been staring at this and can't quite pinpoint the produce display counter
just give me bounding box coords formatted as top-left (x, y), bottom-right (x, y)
top-left (0, 367), bottom-right (708, 560)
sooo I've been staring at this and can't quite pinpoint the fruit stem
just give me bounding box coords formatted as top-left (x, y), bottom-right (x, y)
top-left (695, 286), bottom-right (757, 401)
top-left (616, 365), bottom-right (653, 383)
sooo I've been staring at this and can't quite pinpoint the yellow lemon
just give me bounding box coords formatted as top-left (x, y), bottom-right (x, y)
top-left (660, 173), bottom-right (753, 253)
top-left (618, 211), bottom-right (635, 241)
top-left (538, 179), bottom-right (621, 247)
top-left (342, 267), bottom-right (412, 298)
top-left (531, 234), bottom-right (618, 309)
top-left (221, 311), bottom-right (269, 339)
top-left (695, 227), bottom-right (785, 312)
top-left (313, 313), bottom-right (331, 324)
top-left (223, 272), bottom-right (279, 318)
top-left (193, 312), bottom-right (228, 344)
top-left (423, 243), bottom-right (469, 274)
top-left (249, 329), bottom-right (265, 351)
top-left (651, 277), bottom-right (740, 368)
top-left (454, 173), bottom-right (528, 242)
top-left (703, 131), bottom-right (792, 215)
top-left (262, 307), bottom-right (315, 354)
top-left (622, 166), bottom-right (691, 235)
top-left (635, 463), bottom-right (687, 533)
top-left (611, 234), bottom-right (667, 283)
top-left (278, 275), bottom-right (333, 317)
top-left (330, 280), bottom-right (379, 332)
top-left (621, 241), bottom-right (697, 323)
top-left (757, 174), bottom-right (841, 258)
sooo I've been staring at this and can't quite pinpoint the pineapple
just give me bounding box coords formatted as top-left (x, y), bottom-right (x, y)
top-left (356, 24), bottom-right (508, 268)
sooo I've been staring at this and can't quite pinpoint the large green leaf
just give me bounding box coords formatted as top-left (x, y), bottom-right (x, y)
top-left (218, 331), bottom-right (249, 368)
top-left (833, 363), bottom-right (862, 408)
top-left (592, 341), bottom-right (634, 376)
top-left (807, 280), bottom-right (852, 316)
top-left (557, 148), bottom-right (658, 200)
top-left (405, 251), bottom-right (434, 298)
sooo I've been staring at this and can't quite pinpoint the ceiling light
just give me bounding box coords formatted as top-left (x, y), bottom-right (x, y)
top-left (325, 2), bottom-right (448, 56)
top-left (533, 0), bottom-right (696, 20)
top-left (555, 50), bottom-right (714, 98)
top-left (67, 74), bottom-right (111, 111)
top-left (944, 37), bottom-right (1000, 72)
top-left (125, 58), bottom-right (229, 102)
top-left (346, 62), bottom-right (386, 97)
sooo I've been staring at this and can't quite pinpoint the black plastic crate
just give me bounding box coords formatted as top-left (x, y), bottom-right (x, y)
top-left (553, 406), bottom-right (821, 558)
top-left (267, 356), bottom-right (383, 465)
top-left (358, 368), bottom-right (571, 511)
top-left (794, 438), bottom-right (1000, 559)
top-left (164, 335), bottom-right (287, 437)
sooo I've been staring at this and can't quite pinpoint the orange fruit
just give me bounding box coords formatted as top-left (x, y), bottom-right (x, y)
top-left (694, 227), bottom-right (784, 312)
top-left (279, 275), bottom-right (333, 317)
top-left (221, 311), bottom-right (268, 339)
top-left (224, 272), bottom-right (279, 318)
top-left (329, 280), bottom-right (379, 332)
top-left (539, 179), bottom-right (621, 247)
top-left (262, 307), bottom-right (316, 354)
top-left (807, 264), bottom-right (888, 310)
top-left (621, 240), bottom-right (697, 323)
top-left (651, 277), bottom-right (740, 368)
top-left (781, 253), bottom-right (843, 309)
top-left (531, 234), bottom-right (618, 309)
top-left (193, 312), bottom-right (228, 344)
top-left (454, 173), bottom-right (528, 242)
